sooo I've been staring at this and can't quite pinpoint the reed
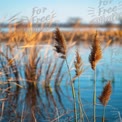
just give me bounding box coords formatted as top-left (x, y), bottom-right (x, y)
top-left (89, 32), bottom-right (102, 122)
top-left (54, 28), bottom-right (67, 59)
top-left (54, 27), bottom-right (77, 122)
top-left (0, 19), bottom-right (118, 121)
top-left (74, 50), bottom-right (84, 121)
top-left (89, 32), bottom-right (102, 70)
top-left (0, 48), bottom-right (20, 91)
top-left (98, 81), bottom-right (112, 122)
top-left (25, 43), bottom-right (38, 89)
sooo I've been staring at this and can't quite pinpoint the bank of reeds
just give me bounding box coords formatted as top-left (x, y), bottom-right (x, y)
top-left (0, 25), bottom-right (114, 121)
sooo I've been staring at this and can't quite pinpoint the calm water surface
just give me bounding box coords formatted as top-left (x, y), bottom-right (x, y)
top-left (0, 44), bottom-right (122, 122)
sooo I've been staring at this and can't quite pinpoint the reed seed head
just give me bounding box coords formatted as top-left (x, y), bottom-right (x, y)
top-left (99, 81), bottom-right (112, 106)
top-left (89, 32), bottom-right (102, 70)
top-left (74, 50), bottom-right (83, 76)
top-left (54, 27), bottom-right (67, 59)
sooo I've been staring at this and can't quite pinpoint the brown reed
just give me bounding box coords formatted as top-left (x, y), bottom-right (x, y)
top-left (89, 32), bottom-right (102, 122)
top-left (74, 50), bottom-right (84, 121)
top-left (99, 81), bottom-right (112, 106)
top-left (89, 32), bottom-right (102, 70)
top-left (54, 27), bottom-right (78, 122)
top-left (74, 50), bottom-right (83, 77)
top-left (54, 27), bottom-right (67, 59)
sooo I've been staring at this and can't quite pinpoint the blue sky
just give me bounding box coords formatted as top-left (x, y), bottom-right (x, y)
top-left (0, 0), bottom-right (121, 24)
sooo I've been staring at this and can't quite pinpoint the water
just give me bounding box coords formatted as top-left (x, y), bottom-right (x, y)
top-left (1, 27), bottom-right (119, 32)
top-left (0, 44), bottom-right (122, 122)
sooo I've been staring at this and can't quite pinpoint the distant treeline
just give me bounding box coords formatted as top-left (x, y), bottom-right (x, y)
top-left (0, 23), bottom-right (122, 28)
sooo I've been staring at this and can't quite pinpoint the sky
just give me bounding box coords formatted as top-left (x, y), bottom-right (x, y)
top-left (0, 0), bottom-right (121, 24)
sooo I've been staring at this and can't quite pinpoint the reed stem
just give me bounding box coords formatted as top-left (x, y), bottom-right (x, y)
top-left (102, 106), bottom-right (106, 122)
top-left (78, 77), bottom-right (84, 122)
top-left (93, 68), bottom-right (96, 122)
top-left (65, 58), bottom-right (77, 122)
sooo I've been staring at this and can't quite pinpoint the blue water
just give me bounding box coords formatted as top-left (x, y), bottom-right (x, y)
top-left (0, 44), bottom-right (122, 122)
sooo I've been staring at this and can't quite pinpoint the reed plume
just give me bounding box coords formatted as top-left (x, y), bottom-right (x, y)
top-left (99, 81), bottom-right (112, 106)
top-left (99, 81), bottom-right (112, 122)
top-left (74, 50), bottom-right (83, 77)
top-left (89, 32), bottom-right (102, 122)
top-left (54, 27), bottom-right (67, 59)
top-left (54, 27), bottom-right (77, 122)
top-left (74, 50), bottom-right (84, 121)
top-left (89, 32), bottom-right (102, 70)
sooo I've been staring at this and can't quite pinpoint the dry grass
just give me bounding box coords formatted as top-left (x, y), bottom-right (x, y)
top-left (1, 29), bottom-right (122, 46)
top-left (0, 24), bottom-right (117, 121)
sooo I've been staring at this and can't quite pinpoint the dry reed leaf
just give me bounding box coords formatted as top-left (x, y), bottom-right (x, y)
top-left (103, 40), bottom-right (112, 50)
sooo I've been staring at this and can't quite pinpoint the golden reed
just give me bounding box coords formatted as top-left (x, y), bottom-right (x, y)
top-left (99, 81), bottom-right (112, 106)
top-left (54, 27), bottom-right (67, 59)
top-left (89, 32), bottom-right (102, 70)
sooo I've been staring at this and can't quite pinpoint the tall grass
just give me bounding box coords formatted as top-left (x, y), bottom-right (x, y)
top-left (54, 27), bottom-right (78, 122)
top-left (74, 50), bottom-right (84, 121)
top-left (89, 32), bottom-right (102, 122)
top-left (0, 23), bottom-right (116, 121)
